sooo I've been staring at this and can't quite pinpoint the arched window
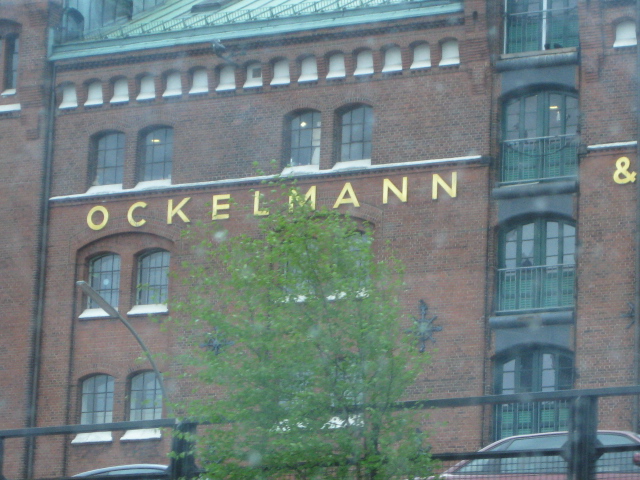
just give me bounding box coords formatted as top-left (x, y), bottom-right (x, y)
top-left (92, 132), bottom-right (125, 186)
top-left (338, 105), bottom-right (373, 162)
top-left (137, 250), bottom-right (170, 305)
top-left (271, 59), bottom-right (290, 86)
top-left (85, 80), bottom-right (103, 106)
top-left (139, 127), bottom-right (172, 182)
top-left (326, 53), bottom-right (346, 79)
top-left (495, 348), bottom-right (573, 439)
top-left (163, 71), bottom-right (181, 98)
top-left (60, 8), bottom-right (84, 42)
top-left (88, 253), bottom-right (121, 309)
top-left (498, 218), bottom-right (575, 312)
top-left (288, 110), bottom-right (321, 167)
top-left (244, 62), bottom-right (262, 89)
top-left (504, 0), bottom-right (578, 53)
top-left (80, 374), bottom-right (115, 424)
top-left (59, 83), bottom-right (78, 109)
top-left (382, 46), bottom-right (402, 73)
top-left (410, 43), bottom-right (431, 69)
top-left (110, 77), bottom-right (129, 103)
top-left (216, 65), bottom-right (235, 91)
top-left (439, 39), bottom-right (459, 66)
top-left (298, 56), bottom-right (318, 83)
top-left (354, 50), bottom-right (374, 76)
top-left (3, 34), bottom-right (19, 91)
top-left (137, 74), bottom-right (155, 101)
top-left (129, 371), bottom-right (162, 420)
top-left (189, 67), bottom-right (208, 94)
top-left (502, 90), bottom-right (578, 183)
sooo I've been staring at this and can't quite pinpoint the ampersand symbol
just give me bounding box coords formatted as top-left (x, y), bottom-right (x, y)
top-left (613, 157), bottom-right (637, 184)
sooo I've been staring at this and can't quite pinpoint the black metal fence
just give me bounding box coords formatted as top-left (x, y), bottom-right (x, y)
top-left (3, 386), bottom-right (640, 480)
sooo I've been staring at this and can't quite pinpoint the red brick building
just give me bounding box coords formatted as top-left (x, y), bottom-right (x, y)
top-left (0, 0), bottom-right (638, 476)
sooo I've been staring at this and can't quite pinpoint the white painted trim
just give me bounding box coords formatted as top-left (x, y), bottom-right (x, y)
top-left (332, 159), bottom-right (372, 170)
top-left (0, 103), bottom-right (21, 113)
top-left (79, 308), bottom-right (112, 319)
top-left (127, 304), bottom-right (168, 316)
top-left (1, 89), bottom-right (16, 96)
top-left (133, 179), bottom-right (171, 190)
top-left (50, 156), bottom-right (484, 201)
top-left (281, 164), bottom-right (320, 175)
top-left (121, 428), bottom-right (162, 441)
top-left (86, 184), bottom-right (123, 194)
top-left (587, 141), bottom-right (637, 151)
top-left (71, 432), bottom-right (113, 444)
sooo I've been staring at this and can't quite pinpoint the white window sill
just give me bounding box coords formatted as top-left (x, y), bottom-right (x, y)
top-left (326, 73), bottom-right (346, 79)
top-left (72, 432), bottom-right (113, 444)
top-left (410, 62), bottom-right (432, 70)
top-left (127, 304), bottom-right (168, 316)
top-left (79, 308), bottom-right (113, 319)
top-left (0, 103), bottom-right (21, 113)
top-left (281, 164), bottom-right (319, 175)
top-left (86, 184), bottom-right (123, 194)
top-left (121, 428), bottom-right (162, 441)
top-left (59, 102), bottom-right (78, 110)
top-left (189, 87), bottom-right (208, 95)
top-left (614, 40), bottom-right (637, 48)
top-left (297, 75), bottom-right (318, 83)
top-left (382, 66), bottom-right (402, 73)
top-left (136, 93), bottom-right (155, 101)
top-left (270, 78), bottom-right (290, 86)
top-left (354, 69), bottom-right (374, 76)
top-left (162, 90), bottom-right (182, 98)
top-left (439, 60), bottom-right (460, 67)
top-left (110, 97), bottom-right (129, 104)
top-left (216, 84), bottom-right (235, 92)
top-left (332, 159), bottom-right (371, 170)
top-left (1, 89), bottom-right (16, 96)
top-left (84, 100), bottom-right (103, 107)
top-left (243, 82), bottom-right (263, 89)
top-left (133, 179), bottom-right (171, 190)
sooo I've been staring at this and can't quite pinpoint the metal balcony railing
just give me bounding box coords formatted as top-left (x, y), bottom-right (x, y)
top-left (500, 134), bottom-right (579, 184)
top-left (494, 399), bottom-right (571, 440)
top-left (505, 6), bottom-right (579, 53)
top-left (497, 264), bottom-right (575, 312)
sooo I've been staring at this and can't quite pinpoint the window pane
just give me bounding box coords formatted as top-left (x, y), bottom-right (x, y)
top-left (88, 254), bottom-right (120, 309)
top-left (289, 111), bottom-right (320, 166)
top-left (142, 127), bottom-right (173, 181)
top-left (137, 251), bottom-right (170, 304)
top-left (340, 105), bottom-right (373, 162)
top-left (130, 371), bottom-right (162, 421)
top-left (80, 374), bottom-right (114, 425)
top-left (94, 133), bottom-right (124, 186)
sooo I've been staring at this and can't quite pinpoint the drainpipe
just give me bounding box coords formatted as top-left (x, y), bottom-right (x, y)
top-left (633, 0), bottom-right (640, 432)
top-left (24, 31), bottom-right (57, 478)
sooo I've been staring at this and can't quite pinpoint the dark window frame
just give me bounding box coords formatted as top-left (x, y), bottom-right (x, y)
top-left (88, 253), bottom-right (121, 310)
top-left (139, 126), bottom-right (173, 182)
top-left (501, 90), bottom-right (579, 183)
top-left (136, 249), bottom-right (170, 305)
top-left (494, 347), bottom-right (574, 440)
top-left (128, 371), bottom-right (163, 421)
top-left (287, 110), bottom-right (321, 167)
top-left (91, 131), bottom-right (125, 187)
top-left (337, 104), bottom-right (373, 163)
top-left (80, 374), bottom-right (115, 425)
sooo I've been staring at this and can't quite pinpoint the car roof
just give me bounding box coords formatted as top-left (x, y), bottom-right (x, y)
top-left (73, 464), bottom-right (168, 477)
top-left (479, 429), bottom-right (640, 451)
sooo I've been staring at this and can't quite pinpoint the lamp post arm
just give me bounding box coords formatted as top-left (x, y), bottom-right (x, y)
top-left (76, 281), bottom-right (172, 417)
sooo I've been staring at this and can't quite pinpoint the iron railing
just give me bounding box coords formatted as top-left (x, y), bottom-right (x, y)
top-left (497, 263), bottom-right (575, 312)
top-left (504, 5), bottom-right (579, 53)
top-left (501, 134), bottom-right (579, 184)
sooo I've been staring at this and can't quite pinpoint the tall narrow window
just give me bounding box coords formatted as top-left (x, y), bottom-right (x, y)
top-left (504, 0), bottom-right (578, 53)
top-left (3, 35), bottom-right (19, 91)
top-left (339, 105), bottom-right (373, 162)
top-left (140, 127), bottom-right (173, 182)
top-left (81, 374), bottom-right (115, 424)
top-left (137, 250), bottom-right (170, 305)
top-left (88, 254), bottom-right (121, 309)
top-left (495, 349), bottom-right (573, 439)
top-left (93, 132), bottom-right (125, 186)
top-left (502, 91), bottom-right (578, 183)
top-left (289, 111), bottom-right (321, 167)
top-left (129, 371), bottom-right (163, 420)
top-left (498, 218), bottom-right (575, 312)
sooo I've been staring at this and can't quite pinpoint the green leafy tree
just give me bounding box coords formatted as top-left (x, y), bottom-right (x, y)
top-left (174, 184), bottom-right (434, 480)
